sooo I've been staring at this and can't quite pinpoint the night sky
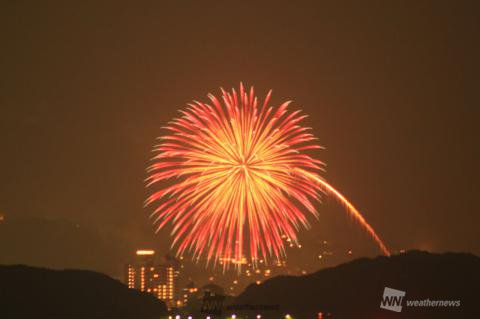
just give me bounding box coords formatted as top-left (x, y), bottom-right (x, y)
top-left (1, 1), bottom-right (479, 286)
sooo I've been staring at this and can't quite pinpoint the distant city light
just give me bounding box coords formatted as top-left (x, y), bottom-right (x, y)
top-left (136, 249), bottom-right (155, 255)
top-left (175, 315), bottom-right (180, 319)
top-left (232, 315), bottom-right (237, 319)
top-left (257, 315), bottom-right (262, 319)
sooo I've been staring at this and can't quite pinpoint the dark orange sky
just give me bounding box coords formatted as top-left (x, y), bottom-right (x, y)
top-left (1, 0), bottom-right (479, 273)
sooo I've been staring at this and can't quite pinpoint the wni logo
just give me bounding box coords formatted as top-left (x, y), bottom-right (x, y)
top-left (380, 287), bottom-right (406, 312)
top-left (201, 292), bottom-right (225, 316)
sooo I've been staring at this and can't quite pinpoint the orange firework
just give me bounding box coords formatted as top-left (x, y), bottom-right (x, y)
top-left (146, 84), bottom-right (389, 269)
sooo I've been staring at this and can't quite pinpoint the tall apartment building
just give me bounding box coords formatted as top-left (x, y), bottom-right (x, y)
top-left (125, 249), bottom-right (179, 308)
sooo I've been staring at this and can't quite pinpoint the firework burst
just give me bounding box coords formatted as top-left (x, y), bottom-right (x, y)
top-left (146, 84), bottom-right (389, 268)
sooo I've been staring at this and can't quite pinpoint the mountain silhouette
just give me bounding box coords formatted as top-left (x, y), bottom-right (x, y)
top-left (0, 265), bottom-right (167, 319)
top-left (232, 251), bottom-right (479, 319)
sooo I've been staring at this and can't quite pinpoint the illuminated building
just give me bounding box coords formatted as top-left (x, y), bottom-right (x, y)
top-left (181, 281), bottom-right (198, 307)
top-left (125, 249), bottom-right (155, 290)
top-left (125, 250), bottom-right (179, 308)
top-left (219, 255), bottom-right (248, 266)
top-left (155, 261), bottom-right (175, 303)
